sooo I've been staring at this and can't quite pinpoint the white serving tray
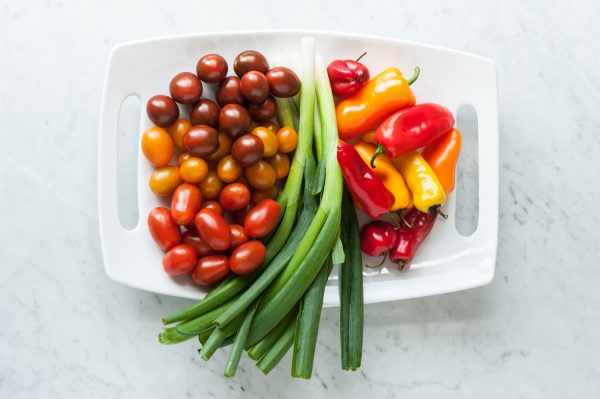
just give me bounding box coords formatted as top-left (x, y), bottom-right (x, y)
top-left (98, 30), bottom-right (498, 307)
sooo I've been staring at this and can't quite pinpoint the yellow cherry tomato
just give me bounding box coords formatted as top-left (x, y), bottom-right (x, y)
top-left (266, 152), bottom-right (290, 179)
top-left (178, 152), bottom-right (192, 166)
top-left (168, 119), bottom-right (191, 150)
top-left (141, 126), bottom-right (174, 167)
top-left (245, 160), bottom-right (276, 190)
top-left (199, 170), bottom-right (224, 199)
top-left (206, 133), bottom-right (232, 163)
top-left (217, 155), bottom-right (242, 183)
top-left (276, 127), bottom-right (298, 153)
top-left (260, 120), bottom-right (279, 133)
top-left (251, 126), bottom-right (278, 157)
top-left (180, 157), bottom-right (208, 183)
top-left (149, 166), bottom-right (182, 196)
top-left (252, 185), bottom-right (279, 204)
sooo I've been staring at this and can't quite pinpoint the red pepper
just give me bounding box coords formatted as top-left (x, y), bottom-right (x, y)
top-left (370, 103), bottom-right (455, 167)
top-left (390, 209), bottom-right (436, 269)
top-left (327, 53), bottom-right (370, 98)
top-left (337, 143), bottom-right (394, 218)
top-left (360, 220), bottom-right (397, 267)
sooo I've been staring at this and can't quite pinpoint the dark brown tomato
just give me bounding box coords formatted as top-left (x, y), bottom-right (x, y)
top-left (247, 96), bottom-right (277, 122)
top-left (229, 224), bottom-right (248, 250)
top-left (194, 208), bottom-right (232, 250)
top-left (182, 230), bottom-right (216, 257)
top-left (233, 50), bottom-right (269, 77)
top-left (192, 255), bottom-right (230, 286)
top-left (240, 71), bottom-right (269, 104)
top-left (219, 104), bottom-right (252, 139)
top-left (244, 199), bottom-right (281, 238)
top-left (182, 125), bottom-right (219, 156)
top-left (196, 54), bottom-right (228, 83)
top-left (169, 72), bottom-right (203, 104)
top-left (162, 244), bottom-right (197, 276)
top-left (200, 200), bottom-right (224, 215)
top-left (146, 95), bottom-right (179, 127)
top-left (216, 76), bottom-right (245, 107)
top-left (170, 184), bottom-right (203, 225)
top-left (266, 67), bottom-right (301, 98)
top-left (231, 134), bottom-right (264, 167)
top-left (148, 207), bottom-right (182, 251)
top-left (219, 182), bottom-right (251, 212)
top-left (190, 99), bottom-right (219, 127)
top-left (229, 241), bottom-right (266, 275)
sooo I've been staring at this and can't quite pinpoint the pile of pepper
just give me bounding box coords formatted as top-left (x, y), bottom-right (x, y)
top-left (328, 55), bottom-right (462, 269)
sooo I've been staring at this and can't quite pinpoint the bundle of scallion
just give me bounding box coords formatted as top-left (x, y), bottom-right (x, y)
top-left (159, 37), bottom-right (363, 378)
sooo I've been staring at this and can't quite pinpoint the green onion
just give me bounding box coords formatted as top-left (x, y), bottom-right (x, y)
top-left (247, 306), bottom-right (298, 359)
top-left (276, 97), bottom-right (296, 129)
top-left (340, 189), bottom-right (364, 370)
top-left (256, 317), bottom-right (297, 375)
top-left (224, 302), bottom-right (258, 377)
top-left (199, 315), bottom-right (243, 361)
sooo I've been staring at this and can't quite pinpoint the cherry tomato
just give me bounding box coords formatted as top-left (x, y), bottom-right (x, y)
top-left (245, 160), bottom-right (276, 190)
top-left (259, 120), bottom-right (279, 133)
top-left (194, 208), bottom-right (231, 250)
top-left (149, 166), bottom-right (182, 196)
top-left (219, 104), bottom-right (252, 139)
top-left (217, 155), bottom-right (242, 183)
top-left (276, 126), bottom-right (298, 153)
top-left (196, 54), bottom-right (228, 83)
top-left (171, 183), bottom-right (202, 225)
top-left (240, 71), bottom-right (269, 104)
top-left (219, 182), bottom-right (251, 211)
top-left (179, 157), bottom-right (208, 183)
top-left (247, 96), bottom-right (277, 122)
top-left (232, 204), bottom-right (252, 225)
top-left (162, 244), bottom-right (197, 276)
top-left (169, 72), bottom-right (203, 105)
top-left (251, 126), bottom-right (278, 157)
top-left (200, 200), bottom-right (224, 215)
top-left (141, 127), bottom-right (174, 167)
top-left (182, 230), bottom-right (216, 257)
top-left (206, 133), bottom-right (232, 163)
top-left (229, 224), bottom-right (248, 249)
top-left (148, 207), bottom-right (182, 251)
top-left (146, 95), bottom-right (179, 127)
top-left (266, 152), bottom-right (290, 179)
top-left (183, 125), bottom-right (219, 157)
top-left (168, 119), bottom-right (191, 150)
top-left (233, 51), bottom-right (269, 77)
top-left (190, 99), bottom-right (220, 128)
top-left (216, 76), bottom-right (245, 107)
top-left (192, 255), bottom-right (230, 286)
top-left (252, 185), bottom-right (279, 204)
top-left (244, 199), bottom-right (281, 238)
top-left (229, 241), bottom-right (266, 275)
top-left (178, 152), bottom-right (192, 166)
top-left (266, 67), bottom-right (301, 98)
top-left (236, 173), bottom-right (250, 186)
top-left (199, 170), bottom-right (224, 199)
top-left (231, 134), bottom-right (264, 167)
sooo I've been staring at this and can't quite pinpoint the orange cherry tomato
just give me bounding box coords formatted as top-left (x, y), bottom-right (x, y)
top-left (171, 183), bottom-right (202, 225)
top-left (147, 207), bottom-right (182, 251)
top-left (229, 224), bottom-right (248, 249)
top-left (179, 157), bottom-right (208, 183)
top-left (141, 126), bottom-right (174, 167)
top-left (200, 200), bottom-right (224, 215)
top-left (266, 152), bottom-right (290, 179)
top-left (162, 244), bottom-right (197, 276)
top-left (245, 160), bottom-right (276, 190)
top-left (182, 230), bottom-right (217, 257)
top-left (192, 255), bottom-right (230, 286)
top-left (194, 208), bottom-right (231, 250)
top-left (252, 185), bottom-right (279, 204)
top-left (217, 155), bottom-right (242, 183)
top-left (206, 133), bottom-right (233, 163)
top-left (199, 170), bottom-right (224, 199)
top-left (260, 120), bottom-right (279, 133)
top-left (229, 241), bottom-right (266, 275)
top-left (168, 119), bottom-right (191, 150)
top-left (276, 127), bottom-right (298, 153)
top-left (149, 166), bottom-right (182, 196)
top-left (178, 152), bottom-right (192, 166)
top-left (219, 182), bottom-right (251, 211)
top-left (244, 199), bottom-right (281, 238)
top-left (251, 126), bottom-right (278, 157)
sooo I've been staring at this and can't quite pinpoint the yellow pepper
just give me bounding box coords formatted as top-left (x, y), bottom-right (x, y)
top-left (353, 142), bottom-right (411, 211)
top-left (392, 151), bottom-right (445, 213)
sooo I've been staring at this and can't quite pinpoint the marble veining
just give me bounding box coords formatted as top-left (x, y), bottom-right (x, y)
top-left (1, 0), bottom-right (600, 397)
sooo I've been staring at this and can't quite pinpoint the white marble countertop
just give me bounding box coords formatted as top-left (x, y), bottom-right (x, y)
top-left (2, 0), bottom-right (600, 397)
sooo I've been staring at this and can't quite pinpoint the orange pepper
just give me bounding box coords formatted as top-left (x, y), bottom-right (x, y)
top-left (422, 128), bottom-right (462, 194)
top-left (354, 142), bottom-right (411, 211)
top-left (336, 67), bottom-right (419, 140)
top-left (361, 131), bottom-right (376, 144)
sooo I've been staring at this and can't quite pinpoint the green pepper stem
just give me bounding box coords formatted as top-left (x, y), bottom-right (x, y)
top-left (398, 212), bottom-right (413, 228)
top-left (355, 52), bottom-right (367, 63)
top-left (407, 66), bottom-right (420, 85)
top-left (366, 252), bottom-right (388, 268)
top-left (370, 144), bottom-right (386, 168)
top-left (435, 207), bottom-right (448, 219)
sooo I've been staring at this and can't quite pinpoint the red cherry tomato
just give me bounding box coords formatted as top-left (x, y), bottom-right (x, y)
top-left (148, 207), bottom-right (182, 251)
top-left (194, 208), bottom-right (231, 250)
top-left (192, 255), bottom-right (230, 286)
top-left (244, 199), bottom-right (281, 238)
top-left (200, 200), bottom-right (224, 215)
top-left (170, 184), bottom-right (203, 225)
top-left (182, 230), bottom-right (216, 257)
top-left (162, 244), bottom-right (197, 276)
top-left (230, 224), bottom-right (248, 249)
top-left (229, 241), bottom-right (266, 275)
top-left (219, 182), bottom-right (251, 212)
top-left (232, 204), bottom-right (252, 225)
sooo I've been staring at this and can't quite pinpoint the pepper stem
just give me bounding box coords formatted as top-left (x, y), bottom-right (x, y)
top-left (370, 144), bottom-right (386, 168)
top-left (366, 252), bottom-right (388, 268)
top-left (398, 212), bottom-right (413, 228)
top-left (407, 66), bottom-right (420, 85)
top-left (355, 52), bottom-right (367, 63)
top-left (431, 206), bottom-right (448, 219)
top-left (396, 260), bottom-right (408, 271)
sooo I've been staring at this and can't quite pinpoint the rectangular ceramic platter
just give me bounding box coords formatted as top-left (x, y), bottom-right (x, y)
top-left (98, 30), bottom-right (498, 307)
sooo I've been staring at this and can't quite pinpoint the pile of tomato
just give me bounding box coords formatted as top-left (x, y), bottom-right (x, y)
top-left (143, 50), bottom-right (300, 286)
